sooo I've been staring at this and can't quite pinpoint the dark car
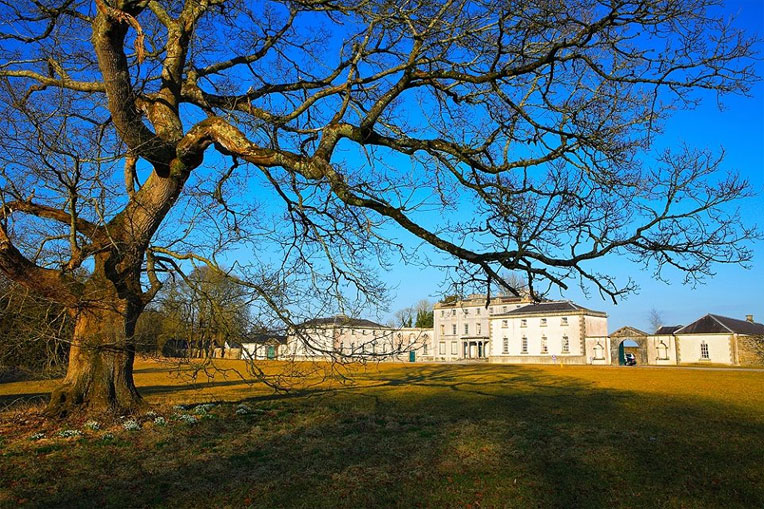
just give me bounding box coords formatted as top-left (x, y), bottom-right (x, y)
top-left (624, 353), bottom-right (637, 366)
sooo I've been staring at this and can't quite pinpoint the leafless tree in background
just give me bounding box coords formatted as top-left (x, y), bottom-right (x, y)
top-left (0, 0), bottom-right (758, 415)
top-left (647, 307), bottom-right (665, 333)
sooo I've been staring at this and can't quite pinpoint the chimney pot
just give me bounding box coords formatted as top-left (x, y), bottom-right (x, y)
top-left (746, 314), bottom-right (754, 323)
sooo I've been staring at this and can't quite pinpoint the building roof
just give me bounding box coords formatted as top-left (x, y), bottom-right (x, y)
top-left (655, 325), bottom-right (683, 335)
top-left (434, 294), bottom-right (527, 308)
top-left (298, 315), bottom-right (388, 329)
top-left (229, 333), bottom-right (288, 347)
top-left (496, 301), bottom-right (606, 318)
top-left (675, 314), bottom-right (764, 335)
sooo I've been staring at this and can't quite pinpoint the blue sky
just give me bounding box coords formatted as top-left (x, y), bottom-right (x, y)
top-left (379, 0), bottom-right (764, 332)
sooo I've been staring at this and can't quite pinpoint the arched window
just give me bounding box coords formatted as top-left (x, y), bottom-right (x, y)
top-left (700, 341), bottom-right (710, 360)
top-left (657, 341), bottom-right (669, 360)
top-left (593, 342), bottom-right (604, 360)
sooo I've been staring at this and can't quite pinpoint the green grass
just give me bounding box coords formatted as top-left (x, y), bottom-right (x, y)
top-left (1, 360), bottom-right (763, 508)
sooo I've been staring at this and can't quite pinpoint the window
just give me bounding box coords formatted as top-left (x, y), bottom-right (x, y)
top-left (464, 324), bottom-right (469, 335)
top-left (464, 308), bottom-right (468, 314)
top-left (339, 328), bottom-right (343, 334)
top-left (372, 341), bottom-right (377, 353)
top-left (440, 324), bottom-right (445, 335)
top-left (657, 341), bottom-right (669, 360)
top-left (700, 341), bottom-right (709, 360)
top-left (476, 308), bottom-right (481, 315)
top-left (441, 310), bottom-right (444, 317)
top-left (593, 342), bottom-right (604, 360)
top-left (489, 307), bottom-right (493, 314)
top-left (452, 324), bottom-right (457, 335)
top-left (439, 342), bottom-right (446, 355)
top-left (423, 343), bottom-right (428, 355)
top-left (562, 335), bottom-right (570, 354)
top-left (339, 342), bottom-right (345, 353)
top-left (502, 337), bottom-right (509, 354)
top-left (451, 341), bottom-right (458, 354)
top-left (541, 318), bottom-right (547, 327)
top-left (502, 320), bottom-right (508, 328)
top-left (382, 342), bottom-right (388, 354)
top-left (350, 342), bottom-right (355, 353)
top-left (452, 309), bottom-right (456, 316)
top-left (541, 336), bottom-right (548, 354)
top-left (362, 329), bottom-right (367, 335)
top-left (477, 323), bottom-right (482, 335)
top-left (502, 306), bottom-right (507, 313)
top-left (521, 336), bottom-right (528, 354)
top-left (520, 319), bottom-right (527, 328)
top-left (561, 317), bottom-right (568, 326)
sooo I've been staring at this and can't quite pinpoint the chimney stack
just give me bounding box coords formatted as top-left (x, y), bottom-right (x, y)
top-left (746, 314), bottom-right (754, 323)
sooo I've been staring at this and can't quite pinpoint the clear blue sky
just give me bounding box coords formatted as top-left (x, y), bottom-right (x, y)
top-left (380, 0), bottom-right (764, 333)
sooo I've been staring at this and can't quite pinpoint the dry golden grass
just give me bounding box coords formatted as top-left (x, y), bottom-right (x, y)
top-left (1, 358), bottom-right (763, 508)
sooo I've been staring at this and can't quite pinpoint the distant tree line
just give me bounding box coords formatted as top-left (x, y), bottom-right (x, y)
top-left (1, 267), bottom-right (253, 380)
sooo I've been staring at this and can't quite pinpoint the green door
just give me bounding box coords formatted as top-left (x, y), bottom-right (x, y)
top-left (618, 342), bottom-right (625, 365)
top-left (267, 345), bottom-right (276, 360)
top-left (409, 351), bottom-right (416, 362)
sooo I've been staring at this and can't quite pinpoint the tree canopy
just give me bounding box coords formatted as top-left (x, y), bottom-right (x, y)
top-left (0, 0), bottom-right (758, 415)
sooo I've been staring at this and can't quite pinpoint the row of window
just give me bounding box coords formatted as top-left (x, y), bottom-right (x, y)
top-left (439, 323), bottom-right (483, 336)
top-left (501, 335), bottom-right (570, 354)
top-left (439, 305), bottom-right (513, 317)
top-left (500, 317), bottom-right (569, 328)
top-left (338, 341), bottom-right (428, 355)
top-left (438, 341), bottom-right (460, 355)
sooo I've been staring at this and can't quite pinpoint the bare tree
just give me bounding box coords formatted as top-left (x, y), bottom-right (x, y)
top-left (647, 308), bottom-right (665, 333)
top-left (0, 0), bottom-right (758, 416)
top-left (392, 306), bottom-right (415, 328)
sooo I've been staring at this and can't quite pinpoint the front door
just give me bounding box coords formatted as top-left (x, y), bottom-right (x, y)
top-left (409, 350), bottom-right (416, 362)
top-left (267, 345), bottom-right (276, 360)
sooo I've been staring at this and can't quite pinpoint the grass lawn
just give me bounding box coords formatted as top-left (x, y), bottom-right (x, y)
top-left (1, 358), bottom-right (763, 508)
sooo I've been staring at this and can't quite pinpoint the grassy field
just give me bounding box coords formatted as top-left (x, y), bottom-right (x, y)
top-left (1, 359), bottom-right (763, 508)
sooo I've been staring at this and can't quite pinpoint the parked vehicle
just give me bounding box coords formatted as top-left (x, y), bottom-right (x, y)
top-left (624, 353), bottom-right (637, 366)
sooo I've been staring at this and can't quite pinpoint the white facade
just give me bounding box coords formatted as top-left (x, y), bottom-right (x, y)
top-left (646, 334), bottom-right (678, 365)
top-left (489, 302), bottom-right (609, 365)
top-left (432, 295), bottom-right (527, 361)
top-left (284, 316), bottom-right (431, 362)
top-left (674, 334), bottom-right (735, 365)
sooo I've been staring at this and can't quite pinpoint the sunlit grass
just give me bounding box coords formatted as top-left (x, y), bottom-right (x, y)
top-left (1, 358), bottom-right (763, 508)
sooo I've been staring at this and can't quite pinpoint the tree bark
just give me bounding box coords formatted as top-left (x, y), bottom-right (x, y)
top-left (45, 282), bottom-right (145, 417)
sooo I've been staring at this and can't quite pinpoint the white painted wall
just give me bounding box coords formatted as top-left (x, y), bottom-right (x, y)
top-left (585, 337), bottom-right (611, 365)
top-left (676, 334), bottom-right (734, 365)
top-left (646, 335), bottom-right (678, 365)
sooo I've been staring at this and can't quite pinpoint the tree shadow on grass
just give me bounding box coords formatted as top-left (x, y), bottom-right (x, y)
top-left (3, 364), bottom-right (763, 508)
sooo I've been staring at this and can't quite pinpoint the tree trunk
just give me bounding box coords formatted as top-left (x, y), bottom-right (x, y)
top-left (45, 302), bottom-right (145, 417)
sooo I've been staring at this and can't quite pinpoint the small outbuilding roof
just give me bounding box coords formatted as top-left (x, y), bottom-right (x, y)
top-left (230, 334), bottom-right (288, 347)
top-left (497, 301), bottom-right (606, 317)
top-left (655, 325), bottom-right (683, 335)
top-left (675, 314), bottom-right (764, 335)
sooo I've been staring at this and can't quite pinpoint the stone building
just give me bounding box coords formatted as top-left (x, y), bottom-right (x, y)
top-left (614, 314), bottom-right (764, 366)
top-left (667, 314), bottom-right (763, 366)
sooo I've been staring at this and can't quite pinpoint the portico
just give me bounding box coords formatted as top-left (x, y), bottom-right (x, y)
top-left (462, 338), bottom-right (490, 359)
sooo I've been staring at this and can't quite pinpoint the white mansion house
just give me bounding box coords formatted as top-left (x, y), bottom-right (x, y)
top-left (431, 295), bottom-right (609, 365)
top-left (280, 295), bottom-right (762, 367)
